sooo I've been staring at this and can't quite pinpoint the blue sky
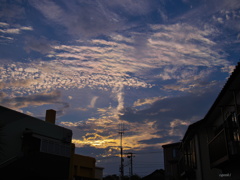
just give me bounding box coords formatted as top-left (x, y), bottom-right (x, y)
top-left (0, 0), bottom-right (240, 176)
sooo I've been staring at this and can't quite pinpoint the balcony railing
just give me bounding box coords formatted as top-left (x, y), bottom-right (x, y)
top-left (208, 129), bottom-right (229, 168)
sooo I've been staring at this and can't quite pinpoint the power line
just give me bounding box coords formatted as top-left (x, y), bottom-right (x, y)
top-left (97, 156), bottom-right (119, 160)
top-left (135, 151), bottom-right (163, 154)
top-left (97, 150), bottom-right (163, 160)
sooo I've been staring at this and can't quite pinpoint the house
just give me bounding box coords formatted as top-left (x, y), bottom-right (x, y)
top-left (0, 105), bottom-right (104, 180)
top-left (162, 142), bottom-right (181, 180)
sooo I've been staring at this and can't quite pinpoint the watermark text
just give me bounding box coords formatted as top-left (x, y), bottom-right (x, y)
top-left (219, 173), bottom-right (231, 178)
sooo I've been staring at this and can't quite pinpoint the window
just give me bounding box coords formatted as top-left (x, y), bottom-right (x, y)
top-left (183, 138), bottom-right (196, 169)
top-left (172, 148), bottom-right (177, 158)
top-left (22, 134), bottom-right (41, 153)
top-left (40, 139), bottom-right (71, 157)
top-left (224, 112), bottom-right (240, 155)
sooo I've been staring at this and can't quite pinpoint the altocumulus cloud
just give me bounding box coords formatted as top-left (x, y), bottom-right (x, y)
top-left (0, 8), bottom-right (235, 96)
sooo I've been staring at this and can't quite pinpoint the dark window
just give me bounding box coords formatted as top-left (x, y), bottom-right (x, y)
top-left (183, 138), bottom-right (196, 169)
top-left (22, 134), bottom-right (41, 154)
top-left (172, 148), bottom-right (177, 158)
top-left (40, 139), bottom-right (71, 157)
top-left (224, 113), bottom-right (240, 155)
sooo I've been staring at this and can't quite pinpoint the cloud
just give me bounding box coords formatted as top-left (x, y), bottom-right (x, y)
top-left (29, 0), bottom-right (124, 37)
top-left (28, 0), bottom-right (165, 38)
top-left (0, 22), bottom-right (33, 45)
top-left (51, 22), bottom-right (231, 79)
top-left (0, 17), bottom-right (233, 104)
top-left (0, 1), bottom-right (25, 21)
top-left (67, 119), bottom-right (163, 152)
top-left (0, 22), bottom-right (8, 27)
top-left (106, 0), bottom-right (159, 16)
top-left (0, 55), bottom-right (152, 96)
top-left (24, 36), bottom-right (53, 54)
top-left (1, 11), bottom-right (234, 96)
top-left (0, 28), bottom-right (20, 34)
top-left (0, 90), bottom-right (68, 111)
top-left (112, 84), bottom-right (125, 115)
top-left (174, 0), bottom-right (240, 24)
top-left (120, 85), bottom-right (222, 143)
top-left (168, 119), bottom-right (191, 137)
top-left (0, 21), bottom-right (33, 43)
top-left (88, 96), bottom-right (99, 108)
top-left (61, 99), bottom-right (165, 152)
top-left (133, 97), bottom-right (167, 107)
top-left (0, 22), bottom-right (33, 34)
top-left (0, 26), bottom-right (32, 34)
top-left (148, 23), bottom-right (229, 67)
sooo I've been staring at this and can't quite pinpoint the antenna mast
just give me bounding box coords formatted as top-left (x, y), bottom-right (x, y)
top-left (119, 123), bottom-right (124, 180)
top-left (126, 152), bottom-right (135, 177)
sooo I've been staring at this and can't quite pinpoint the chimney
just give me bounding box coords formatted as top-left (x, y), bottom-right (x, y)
top-left (45, 109), bottom-right (56, 124)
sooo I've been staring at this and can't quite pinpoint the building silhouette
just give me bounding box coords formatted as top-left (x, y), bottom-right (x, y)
top-left (163, 63), bottom-right (240, 180)
top-left (0, 106), bottom-right (103, 180)
top-left (162, 142), bottom-right (181, 180)
top-left (69, 143), bottom-right (104, 180)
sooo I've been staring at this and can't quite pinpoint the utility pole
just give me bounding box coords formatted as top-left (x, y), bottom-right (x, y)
top-left (125, 152), bottom-right (135, 177)
top-left (119, 123), bottom-right (124, 180)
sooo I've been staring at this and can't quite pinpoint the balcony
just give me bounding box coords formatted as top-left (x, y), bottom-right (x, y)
top-left (208, 129), bottom-right (229, 168)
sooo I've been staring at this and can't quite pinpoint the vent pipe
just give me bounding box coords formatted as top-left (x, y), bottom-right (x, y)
top-left (45, 109), bottom-right (56, 124)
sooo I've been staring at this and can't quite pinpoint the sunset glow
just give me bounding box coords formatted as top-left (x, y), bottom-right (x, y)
top-left (1, 0), bottom-right (240, 176)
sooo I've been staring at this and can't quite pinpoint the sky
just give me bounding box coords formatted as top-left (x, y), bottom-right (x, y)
top-left (0, 0), bottom-right (240, 177)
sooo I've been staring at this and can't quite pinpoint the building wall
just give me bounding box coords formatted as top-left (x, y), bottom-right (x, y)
top-left (0, 106), bottom-right (72, 179)
top-left (0, 108), bottom-right (72, 163)
top-left (95, 167), bottom-right (104, 180)
top-left (162, 143), bottom-right (181, 180)
top-left (178, 120), bottom-right (223, 180)
top-left (197, 128), bottom-right (221, 180)
top-left (204, 92), bottom-right (240, 179)
top-left (0, 106), bottom-right (104, 180)
top-left (194, 134), bottom-right (202, 180)
top-left (73, 154), bottom-right (96, 179)
top-left (69, 143), bottom-right (104, 180)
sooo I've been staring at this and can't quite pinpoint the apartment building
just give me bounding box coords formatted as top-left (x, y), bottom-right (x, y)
top-left (203, 63), bottom-right (240, 179)
top-left (163, 63), bottom-right (240, 180)
top-left (179, 120), bottom-right (221, 180)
